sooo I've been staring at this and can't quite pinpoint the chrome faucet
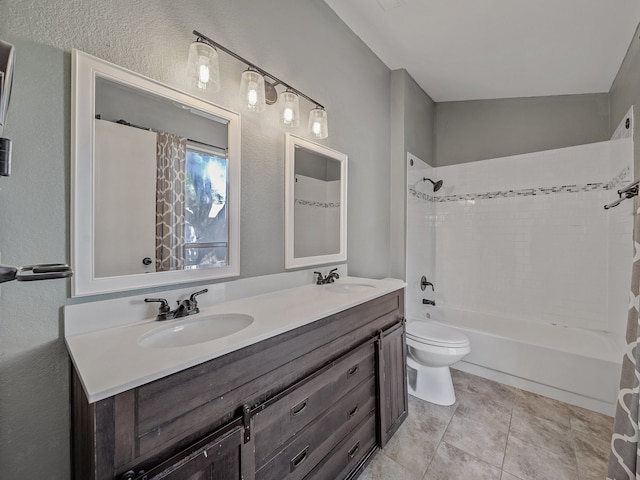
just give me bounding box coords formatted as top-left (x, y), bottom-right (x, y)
top-left (145, 288), bottom-right (208, 321)
top-left (314, 268), bottom-right (340, 285)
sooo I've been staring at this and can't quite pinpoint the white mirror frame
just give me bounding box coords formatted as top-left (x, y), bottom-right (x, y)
top-left (71, 49), bottom-right (241, 296)
top-left (285, 133), bottom-right (347, 269)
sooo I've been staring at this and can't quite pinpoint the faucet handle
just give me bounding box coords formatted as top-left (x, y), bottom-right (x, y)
top-left (420, 276), bottom-right (434, 291)
top-left (145, 298), bottom-right (170, 314)
top-left (329, 268), bottom-right (340, 279)
top-left (189, 288), bottom-right (208, 304)
top-left (314, 271), bottom-right (325, 284)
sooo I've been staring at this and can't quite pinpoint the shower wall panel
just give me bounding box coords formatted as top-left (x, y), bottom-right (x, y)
top-left (408, 138), bottom-right (634, 334)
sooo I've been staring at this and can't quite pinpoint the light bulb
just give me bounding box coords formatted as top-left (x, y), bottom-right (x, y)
top-left (247, 84), bottom-right (258, 107)
top-left (312, 121), bottom-right (322, 136)
top-left (198, 63), bottom-right (210, 89)
top-left (283, 107), bottom-right (294, 123)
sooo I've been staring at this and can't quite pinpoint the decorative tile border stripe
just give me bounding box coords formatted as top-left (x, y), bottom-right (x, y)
top-left (409, 166), bottom-right (632, 203)
top-left (295, 199), bottom-right (340, 208)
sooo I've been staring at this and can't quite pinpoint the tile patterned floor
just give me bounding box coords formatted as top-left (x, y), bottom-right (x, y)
top-left (360, 368), bottom-right (614, 480)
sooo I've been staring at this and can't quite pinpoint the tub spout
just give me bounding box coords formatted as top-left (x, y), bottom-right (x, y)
top-left (422, 299), bottom-right (436, 306)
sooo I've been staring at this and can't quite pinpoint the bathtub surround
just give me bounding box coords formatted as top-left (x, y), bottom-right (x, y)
top-left (406, 137), bottom-right (634, 414)
top-left (611, 106), bottom-right (635, 141)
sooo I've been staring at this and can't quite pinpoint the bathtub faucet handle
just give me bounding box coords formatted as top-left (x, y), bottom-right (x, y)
top-left (420, 276), bottom-right (434, 291)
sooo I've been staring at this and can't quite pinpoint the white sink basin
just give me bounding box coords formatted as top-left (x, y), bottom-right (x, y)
top-left (138, 314), bottom-right (254, 348)
top-left (326, 282), bottom-right (376, 294)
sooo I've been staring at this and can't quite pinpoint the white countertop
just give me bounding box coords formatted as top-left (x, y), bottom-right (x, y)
top-left (65, 276), bottom-right (405, 403)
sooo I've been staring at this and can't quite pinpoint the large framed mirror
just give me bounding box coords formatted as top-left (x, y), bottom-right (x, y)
top-left (72, 50), bottom-right (240, 296)
top-left (285, 133), bottom-right (347, 269)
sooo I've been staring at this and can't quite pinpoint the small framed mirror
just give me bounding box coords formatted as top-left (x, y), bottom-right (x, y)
top-left (285, 133), bottom-right (347, 269)
top-left (72, 50), bottom-right (240, 296)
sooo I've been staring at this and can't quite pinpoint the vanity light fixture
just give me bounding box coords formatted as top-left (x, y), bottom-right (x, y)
top-left (187, 38), bottom-right (220, 92)
top-left (189, 30), bottom-right (328, 139)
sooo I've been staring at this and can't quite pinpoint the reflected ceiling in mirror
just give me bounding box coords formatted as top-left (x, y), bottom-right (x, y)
top-left (285, 134), bottom-right (347, 269)
top-left (72, 50), bottom-right (240, 296)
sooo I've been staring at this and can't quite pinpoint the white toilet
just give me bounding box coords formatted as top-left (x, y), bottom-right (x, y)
top-left (406, 321), bottom-right (471, 406)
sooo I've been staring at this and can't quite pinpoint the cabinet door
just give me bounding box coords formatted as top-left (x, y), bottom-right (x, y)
top-left (127, 423), bottom-right (252, 480)
top-left (377, 320), bottom-right (408, 447)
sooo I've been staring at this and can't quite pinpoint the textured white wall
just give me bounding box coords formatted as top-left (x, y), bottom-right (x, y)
top-left (0, 1), bottom-right (392, 477)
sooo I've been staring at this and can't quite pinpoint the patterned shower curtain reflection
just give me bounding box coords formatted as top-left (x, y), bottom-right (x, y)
top-left (155, 132), bottom-right (186, 271)
top-left (608, 208), bottom-right (640, 479)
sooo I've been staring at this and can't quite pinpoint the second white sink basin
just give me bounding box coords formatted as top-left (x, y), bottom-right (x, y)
top-left (138, 314), bottom-right (254, 348)
top-left (326, 282), bottom-right (376, 294)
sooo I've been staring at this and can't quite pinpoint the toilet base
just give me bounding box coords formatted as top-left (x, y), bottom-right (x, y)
top-left (406, 356), bottom-right (456, 406)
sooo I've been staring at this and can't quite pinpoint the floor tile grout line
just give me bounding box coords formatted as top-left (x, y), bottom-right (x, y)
top-left (500, 408), bottom-right (515, 476)
top-left (420, 392), bottom-right (461, 480)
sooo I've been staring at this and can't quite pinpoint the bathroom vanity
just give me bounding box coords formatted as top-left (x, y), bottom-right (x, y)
top-left (68, 281), bottom-right (407, 480)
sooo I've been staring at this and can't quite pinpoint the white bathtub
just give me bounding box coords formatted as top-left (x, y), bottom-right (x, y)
top-left (408, 307), bottom-right (626, 415)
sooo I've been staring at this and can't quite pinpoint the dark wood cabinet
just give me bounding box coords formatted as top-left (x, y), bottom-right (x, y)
top-left (121, 420), bottom-right (253, 480)
top-left (378, 320), bottom-right (409, 447)
top-left (71, 289), bottom-right (406, 480)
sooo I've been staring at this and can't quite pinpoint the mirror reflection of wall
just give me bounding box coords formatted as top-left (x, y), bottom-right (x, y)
top-left (93, 77), bottom-right (230, 278)
top-left (284, 133), bottom-right (347, 269)
top-left (293, 147), bottom-right (342, 258)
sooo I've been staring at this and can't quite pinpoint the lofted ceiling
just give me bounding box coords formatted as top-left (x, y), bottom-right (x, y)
top-left (323, 0), bottom-right (640, 102)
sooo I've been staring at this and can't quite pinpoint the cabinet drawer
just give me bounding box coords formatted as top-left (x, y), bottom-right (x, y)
top-left (255, 376), bottom-right (376, 480)
top-left (253, 340), bottom-right (375, 467)
top-left (304, 411), bottom-right (377, 480)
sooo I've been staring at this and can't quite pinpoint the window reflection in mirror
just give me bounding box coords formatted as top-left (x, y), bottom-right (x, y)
top-left (185, 143), bottom-right (229, 269)
top-left (72, 49), bottom-right (240, 296)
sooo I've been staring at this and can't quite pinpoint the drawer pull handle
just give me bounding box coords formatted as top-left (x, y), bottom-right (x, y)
top-left (348, 441), bottom-right (360, 460)
top-left (291, 446), bottom-right (309, 471)
top-left (348, 364), bottom-right (359, 376)
top-left (348, 404), bottom-right (359, 418)
top-left (291, 398), bottom-right (309, 417)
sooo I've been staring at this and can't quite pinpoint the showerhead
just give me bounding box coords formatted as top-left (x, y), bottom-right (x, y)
top-left (423, 177), bottom-right (443, 192)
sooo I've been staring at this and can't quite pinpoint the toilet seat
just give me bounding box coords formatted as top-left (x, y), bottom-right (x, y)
top-left (406, 321), bottom-right (470, 348)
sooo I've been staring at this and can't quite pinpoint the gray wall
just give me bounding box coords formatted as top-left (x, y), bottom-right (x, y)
top-left (0, 1), bottom-right (392, 477)
top-left (610, 22), bottom-right (640, 176)
top-left (389, 69), bottom-right (435, 279)
top-left (435, 93), bottom-right (611, 166)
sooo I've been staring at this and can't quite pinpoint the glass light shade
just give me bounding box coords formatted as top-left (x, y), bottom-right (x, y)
top-left (280, 91), bottom-right (300, 127)
top-left (308, 108), bottom-right (328, 139)
top-left (239, 69), bottom-right (266, 112)
top-left (187, 41), bottom-right (220, 92)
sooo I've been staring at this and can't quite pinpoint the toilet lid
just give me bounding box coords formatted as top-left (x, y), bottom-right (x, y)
top-left (406, 321), bottom-right (470, 347)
